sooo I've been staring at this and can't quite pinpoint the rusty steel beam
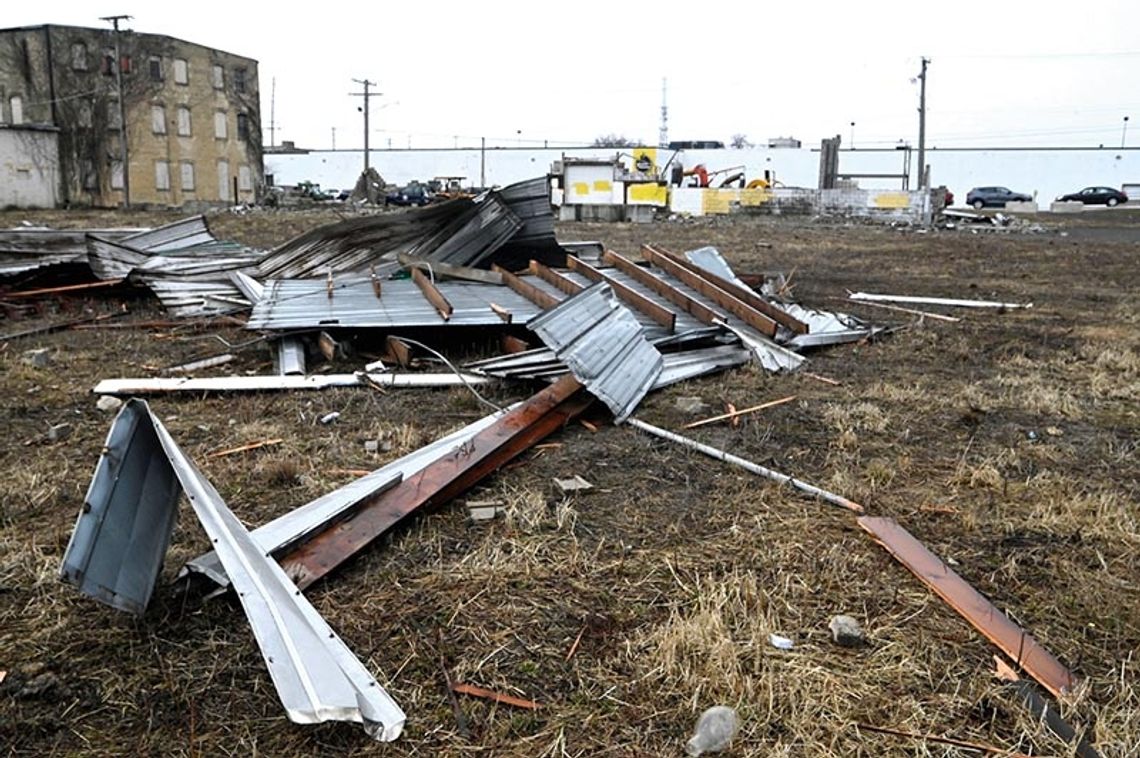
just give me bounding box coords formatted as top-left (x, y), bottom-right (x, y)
top-left (640, 245), bottom-right (778, 337)
top-left (528, 260), bottom-right (584, 298)
top-left (412, 267), bottom-right (454, 321)
top-left (566, 256), bottom-right (677, 332)
top-left (646, 244), bottom-right (808, 334)
top-left (858, 516), bottom-right (1076, 699)
top-left (601, 250), bottom-right (725, 325)
top-left (492, 264), bottom-right (562, 310)
top-left (280, 375), bottom-right (591, 589)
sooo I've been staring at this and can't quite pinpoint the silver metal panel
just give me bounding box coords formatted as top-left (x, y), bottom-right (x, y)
top-left (182, 403), bottom-right (520, 586)
top-left (93, 372), bottom-right (490, 395)
top-left (683, 246), bottom-right (750, 289)
top-left (652, 345), bottom-right (752, 390)
top-left (246, 276), bottom-right (544, 330)
top-left (59, 401), bottom-right (182, 614)
top-left (528, 282), bottom-right (662, 422)
top-left (277, 336), bottom-right (306, 376)
top-left (116, 215), bottom-right (213, 252)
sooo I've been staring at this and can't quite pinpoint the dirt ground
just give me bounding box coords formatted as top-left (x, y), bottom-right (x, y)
top-left (1, 206), bottom-right (1138, 756)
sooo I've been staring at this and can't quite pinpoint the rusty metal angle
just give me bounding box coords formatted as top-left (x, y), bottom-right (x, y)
top-left (646, 244), bottom-right (808, 334)
top-left (857, 516), bottom-right (1076, 699)
top-left (492, 264), bottom-right (562, 310)
top-left (640, 245), bottom-right (778, 337)
top-left (601, 250), bottom-right (725, 325)
top-left (280, 375), bottom-right (590, 589)
top-left (565, 256), bottom-right (677, 331)
top-left (528, 260), bottom-right (584, 297)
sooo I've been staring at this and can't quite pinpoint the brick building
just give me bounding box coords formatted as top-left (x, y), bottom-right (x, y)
top-left (0, 23), bottom-right (262, 208)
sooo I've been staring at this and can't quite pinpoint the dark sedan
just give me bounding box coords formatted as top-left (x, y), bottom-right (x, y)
top-left (1057, 186), bottom-right (1128, 206)
top-left (965, 186), bottom-right (1033, 209)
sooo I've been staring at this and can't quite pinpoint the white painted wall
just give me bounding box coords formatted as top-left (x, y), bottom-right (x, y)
top-left (0, 127), bottom-right (59, 208)
top-left (266, 145), bottom-right (1140, 205)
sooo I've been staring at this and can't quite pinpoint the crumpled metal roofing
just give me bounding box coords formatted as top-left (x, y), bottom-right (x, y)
top-left (246, 275), bottom-right (545, 330)
top-left (527, 282), bottom-right (662, 422)
top-left (60, 400), bottom-right (406, 740)
top-left (0, 227), bottom-right (144, 277)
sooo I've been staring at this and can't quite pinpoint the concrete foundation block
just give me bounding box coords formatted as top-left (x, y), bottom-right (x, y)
top-left (1050, 201), bottom-right (1084, 213)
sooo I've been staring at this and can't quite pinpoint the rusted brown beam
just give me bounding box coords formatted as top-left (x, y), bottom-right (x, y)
top-left (492, 264), bottom-right (562, 310)
top-left (280, 375), bottom-right (591, 589)
top-left (646, 244), bottom-right (808, 334)
top-left (6, 278), bottom-right (126, 298)
top-left (566, 256), bottom-right (677, 331)
top-left (411, 267), bottom-right (454, 321)
top-left (640, 245), bottom-right (778, 337)
top-left (858, 516), bottom-right (1076, 699)
top-left (488, 302), bottom-right (512, 323)
top-left (528, 260), bottom-right (583, 297)
top-left (601, 250), bottom-right (725, 325)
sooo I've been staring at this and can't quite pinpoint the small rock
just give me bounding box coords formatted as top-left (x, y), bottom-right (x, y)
top-left (23, 348), bottom-right (51, 368)
top-left (17, 671), bottom-right (64, 700)
top-left (96, 395), bottom-right (123, 413)
top-left (363, 439), bottom-right (379, 454)
top-left (686, 705), bottom-right (739, 756)
top-left (1045, 426), bottom-right (1063, 438)
top-left (319, 411), bottom-right (340, 425)
top-left (674, 395), bottom-right (708, 415)
top-left (828, 614), bottom-right (864, 647)
top-left (47, 423), bottom-right (72, 443)
top-left (380, 439), bottom-right (393, 453)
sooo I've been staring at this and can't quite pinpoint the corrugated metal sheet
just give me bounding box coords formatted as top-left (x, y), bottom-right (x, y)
top-left (247, 276), bottom-right (544, 330)
top-left (527, 282), bottom-right (662, 422)
top-left (0, 227), bottom-right (144, 277)
top-left (407, 193), bottom-right (522, 266)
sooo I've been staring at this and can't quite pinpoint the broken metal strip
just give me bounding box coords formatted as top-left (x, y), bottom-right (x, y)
top-left (276, 337), bottom-right (306, 376)
top-left (62, 401), bottom-right (407, 739)
top-left (528, 259), bottom-right (584, 297)
top-left (843, 298), bottom-right (962, 323)
top-left (92, 372), bottom-right (490, 395)
top-left (492, 264), bottom-right (563, 310)
top-left (648, 245), bottom-right (808, 334)
top-left (411, 267), bottom-right (454, 320)
top-left (717, 320), bottom-right (806, 373)
top-left (627, 418), bottom-right (863, 513)
top-left (184, 405), bottom-right (521, 587)
top-left (848, 292), bottom-right (1033, 310)
top-left (280, 376), bottom-right (591, 589)
top-left (640, 245), bottom-right (778, 337)
top-left (857, 516), bottom-right (1075, 699)
top-left (398, 253), bottom-right (503, 285)
top-left (565, 255), bottom-right (677, 331)
top-left (601, 250), bottom-right (726, 325)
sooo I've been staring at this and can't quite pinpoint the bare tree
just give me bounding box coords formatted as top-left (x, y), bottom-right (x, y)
top-left (730, 133), bottom-right (753, 149)
top-left (592, 133), bottom-right (639, 148)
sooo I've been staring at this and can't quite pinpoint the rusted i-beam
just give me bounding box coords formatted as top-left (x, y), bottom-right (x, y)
top-left (645, 244), bottom-right (808, 334)
top-left (528, 260), bottom-right (583, 297)
top-left (640, 244), bottom-right (779, 336)
top-left (412, 267), bottom-right (454, 321)
top-left (492, 264), bottom-right (562, 310)
top-left (858, 516), bottom-right (1077, 699)
top-left (565, 256), bottom-right (677, 331)
top-left (280, 375), bottom-right (590, 588)
top-left (601, 250), bottom-right (725, 325)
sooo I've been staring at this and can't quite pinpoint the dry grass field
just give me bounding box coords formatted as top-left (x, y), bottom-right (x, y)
top-left (1, 207), bottom-right (1137, 756)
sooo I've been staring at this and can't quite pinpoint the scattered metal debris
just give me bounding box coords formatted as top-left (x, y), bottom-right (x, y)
top-left (848, 291), bottom-right (1033, 310)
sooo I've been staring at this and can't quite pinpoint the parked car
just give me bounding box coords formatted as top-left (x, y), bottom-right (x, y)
top-left (1057, 186), bottom-right (1128, 206)
top-left (386, 184), bottom-right (432, 206)
top-left (965, 186), bottom-right (1032, 209)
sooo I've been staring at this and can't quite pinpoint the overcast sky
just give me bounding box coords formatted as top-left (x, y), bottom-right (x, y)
top-left (10, 1), bottom-right (1140, 151)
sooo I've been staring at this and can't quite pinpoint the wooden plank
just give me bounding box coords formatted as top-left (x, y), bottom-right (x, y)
top-left (398, 253), bottom-right (503, 285)
top-left (206, 438), bottom-right (283, 459)
top-left (858, 516), bottom-right (1076, 699)
top-left (640, 245), bottom-right (778, 337)
top-left (528, 260), bottom-right (583, 297)
top-left (6, 278), bottom-right (126, 298)
top-left (492, 264), bottom-right (562, 310)
top-left (411, 267), bottom-right (454, 320)
top-left (488, 303), bottom-right (512, 323)
top-left (450, 683), bottom-right (540, 710)
top-left (386, 336), bottom-right (412, 367)
top-left (601, 250), bottom-right (724, 325)
top-left (566, 256), bottom-right (677, 331)
top-left (682, 395), bottom-right (797, 429)
top-left (646, 244), bottom-right (808, 334)
top-left (501, 335), bottom-right (530, 354)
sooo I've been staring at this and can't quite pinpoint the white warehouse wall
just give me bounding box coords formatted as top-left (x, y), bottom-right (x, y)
top-left (0, 127), bottom-right (60, 208)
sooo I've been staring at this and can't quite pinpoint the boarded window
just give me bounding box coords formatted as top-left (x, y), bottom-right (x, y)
top-left (155, 161), bottom-right (171, 191)
top-left (10, 96), bottom-right (23, 125)
top-left (151, 103), bottom-right (166, 134)
top-left (173, 58), bottom-right (188, 85)
top-left (238, 165), bottom-right (252, 192)
top-left (233, 67), bottom-right (246, 93)
top-left (214, 111), bottom-right (227, 139)
top-left (111, 161), bottom-right (124, 190)
top-left (82, 160), bottom-right (97, 190)
top-left (149, 56), bottom-right (162, 81)
top-left (177, 106), bottom-right (191, 136)
top-left (211, 64), bottom-right (224, 89)
top-left (71, 42), bottom-right (88, 71)
top-left (181, 162), bottom-right (195, 191)
top-left (107, 97), bottom-right (122, 129)
top-left (77, 101), bottom-right (93, 128)
top-left (102, 50), bottom-right (114, 75)
top-left (217, 159), bottom-right (230, 201)
top-left (120, 55), bottom-right (132, 74)
top-left (237, 112), bottom-right (249, 141)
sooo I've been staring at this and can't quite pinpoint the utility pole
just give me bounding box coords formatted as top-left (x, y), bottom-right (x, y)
top-left (917, 56), bottom-right (929, 189)
top-left (349, 78), bottom-right (380, 173)
top-left (101, 15), bottom-right (132, 208)
top-left (268, 77), bottom-right (276, 148)
top-left (331, 127), bottom-right (336, 150)
top-left (659, 78), bottom-right (669, 148)
top-left (1122, 116), bottom-right (1130, 149)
